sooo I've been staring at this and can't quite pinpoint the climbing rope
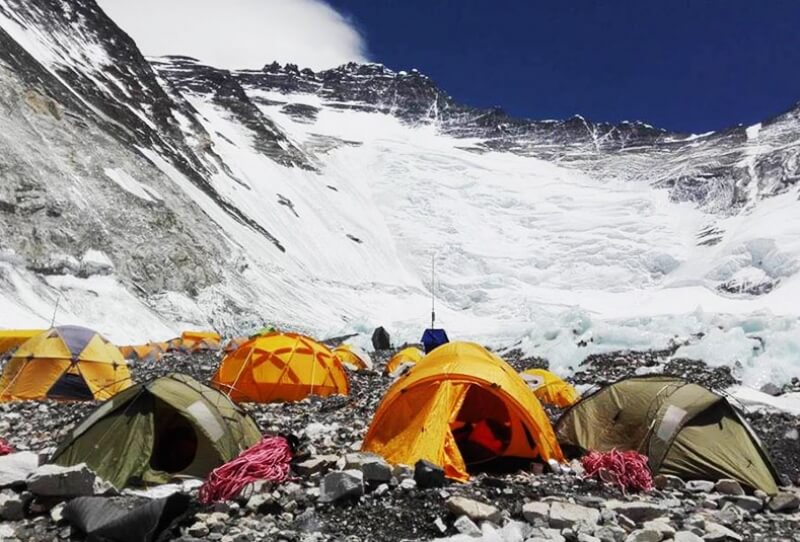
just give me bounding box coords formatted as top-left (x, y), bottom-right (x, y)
top-left (0, 438), bottom-right (13, 456)
top-left (581, 449), bottom-right (653, 493)
top-left (198, 436), bottom-right (293, 504)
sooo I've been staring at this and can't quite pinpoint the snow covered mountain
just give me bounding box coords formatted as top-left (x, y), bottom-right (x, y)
top-left (0, 0), bottom-right (799, 385)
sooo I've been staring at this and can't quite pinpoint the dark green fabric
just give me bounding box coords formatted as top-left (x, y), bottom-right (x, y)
top-left (556, 375), bottom-right (780, 494)
top-left (51, 374), bottom-right (261, 489)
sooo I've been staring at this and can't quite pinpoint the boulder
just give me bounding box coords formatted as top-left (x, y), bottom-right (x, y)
top-left (713, 479), bottom-right (744, 496)
top-left (653, 474), bottom-right (685, 491)
top-left (0, 490), bottom-right (25, 520)
top-left (453, 515), bottom-right (482, 536)
top-left (549, 501), bottom-right (600, 529)
top-left (624, 530), bottom-right (663, 542)
top-left (605, 501), bottom-right (668, 523)
top-left (295, 455), bottom-right (338, 476)
top-left (642, 519), bottom-right (675, 538)
top-left (414, 460), bottom-right (445, 488)
top-left (0, 451), bottom-right (39, 488)
top-left (522, 501), bottom-right (550, 523)
top-left (344, 453), bottom-right (391, 484)
top-left (722, 495), bottom-right (762, 513)
top-left (318, 470), bottom-right (364, 503)
top-left (768, 491), bottom-right (800, 513)
top-left (685, 480), bottom-right (714, 493)
top-left (446, 496), bottom-right (501, 523)
top-left (703, 521), bottom-right (743, 542)
top-left (26, 463), bottom-right (97, 497)
top-left (673, 532), bottom-right (703, 542)
top-left (594, 525), bottom-right (626, 542)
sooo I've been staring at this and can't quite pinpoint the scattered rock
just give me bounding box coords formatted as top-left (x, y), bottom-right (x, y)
top-left (703, 521), bottom-right (743, 542)
top-left (673, 531), bottom-right (704, 542)
top-left (414, 460), bottom-right (445, 489)
top-left (318, 470), bottom-right (364, 503)
top-left (295, 456), bottom-right (337, 476)
top-left (0, 451), bottom-right (39, 488)
top-left (653, 474), bottom-right (685, 491)
top-left (768, 491), bottom-right (800, 512)
top-left (522, 501), bottom-right (550, 523)
top-left (605, 501), bottom-right (667, 523)
top-left (549, 501), bottom-right (600, 529)
top-left (453, 514), bottom-right (482, 536)
top-left (446, 496), bottom-right (501, 523)
top-left (344, 453), bottom-right (391, 484)
top-left (713, 479), bottom-right (744, 496)
top-left (685, 480), bottom-right (714, 493)
top-left (624, 529), bottom-right (663, 542)
top-left (0, 490), bottom-right (25, 520)
top-left (26, 463), bottom-right (97, 497)
top-left (642, 519), bottom-right (675, 538)
top-left (594, 525), bottom-right (626, 542)
top-left (722, 495), bottom-right (762, 512)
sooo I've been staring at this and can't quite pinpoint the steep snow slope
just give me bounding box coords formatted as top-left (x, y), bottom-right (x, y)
top-left (0, 1), bottom-right (798, 386)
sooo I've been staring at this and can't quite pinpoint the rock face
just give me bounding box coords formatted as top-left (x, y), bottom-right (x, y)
top-left (0, 0), bottom-right (798, 335)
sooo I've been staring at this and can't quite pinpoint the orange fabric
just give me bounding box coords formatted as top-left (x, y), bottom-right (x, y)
top-left (363, 341), bottom-right (564, 481)
top-left (211, 332), bottom-right (350, 403)
top-left (333, 345), bottom-right (372, 371)
top-left (0, 330), bottom-right (44, 357)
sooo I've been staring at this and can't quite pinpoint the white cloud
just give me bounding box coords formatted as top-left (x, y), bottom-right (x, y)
top-left (96, 0), bottom-right (368, 70)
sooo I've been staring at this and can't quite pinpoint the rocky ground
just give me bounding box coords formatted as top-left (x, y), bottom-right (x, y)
top-left (1, 346), bottom-right (799, 542)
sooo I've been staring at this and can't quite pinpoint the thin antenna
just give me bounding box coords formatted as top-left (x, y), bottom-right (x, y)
top-left (431, 253), bottom-right (435, 329)
top-left (50, 294), bottom-right (61, 328)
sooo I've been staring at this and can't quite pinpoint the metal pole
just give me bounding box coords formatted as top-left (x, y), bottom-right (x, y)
top-left (431, 253), bottom-right (435, 329)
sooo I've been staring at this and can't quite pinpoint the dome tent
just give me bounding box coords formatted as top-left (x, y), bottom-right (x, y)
top-left (520, 368), bottom-right (580, 408)
top-left (385, 346), bottom-right (424, 375)
top-left (211, 332), bottom-right (349, 403)
top-left (363, 342), bottom-right (563, 481)
top-left (556, 375), bottom-right (780, 494)
top-left (0, 329), bottom-right (44, 358)
top-left (333, 344), bottom-right (373, 371)
top-left (0, 325), bottom-right (132, 402)
top-left (50, 373), bottom-right (261, 489)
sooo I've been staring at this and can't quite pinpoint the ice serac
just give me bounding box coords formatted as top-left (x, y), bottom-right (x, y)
top-left (0, 0), bottom-right (798, 386)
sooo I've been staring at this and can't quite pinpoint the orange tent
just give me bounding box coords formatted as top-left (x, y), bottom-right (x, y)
top-left (211, 332), bottom-right (349, 403)
top-left (520, 368), bottom-right (580, 408)
top-left (333, 344), bottom-right (373, 371)
top-left (119, 342), bottom-right (165, 362)
top-left (385, 346), bottom-right (424, 374)
top-left (363, 342), bottom-right (563, 481)
top-left (223, 336), bottom-right (249, 353)
top-left (181, 331), bottom-right (221, 353)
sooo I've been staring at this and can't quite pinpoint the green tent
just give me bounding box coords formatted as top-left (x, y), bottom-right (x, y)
top-left (555, 375), bottom-right (780, 495)
top-left (51, 373), bottom-right (261, 489)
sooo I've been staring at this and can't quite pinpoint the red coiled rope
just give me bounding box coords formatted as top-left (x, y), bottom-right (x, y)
top-left (199, 436), bottom-right (293, 504)
top-left (0, 438), bottom-right (13, 456)
top-left (581, 449), bottom-right (653, 493)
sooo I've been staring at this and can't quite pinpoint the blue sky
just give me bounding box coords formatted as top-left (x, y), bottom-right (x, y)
top-left (327, 0), bottom-right (800, 133)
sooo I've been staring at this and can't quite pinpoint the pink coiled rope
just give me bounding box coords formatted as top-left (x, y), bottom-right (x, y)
top-left (0, 438), bottom-right (12, 456)
top-left (199, 436), bottom-right (293, 504)
top-left (581, 449), bottom-right (653, 493)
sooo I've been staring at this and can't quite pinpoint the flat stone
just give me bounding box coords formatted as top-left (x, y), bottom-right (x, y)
top-left (578, 534), bottom-right (602, 542)
top-left (342, 454), bottom-right (391, 484)
top-left (318, 470), bottom-right (364, 503)
top-left (713, 479), bottom-right (744, 496)
top-left (703, 521), bottom-right (743, 541)
top-left (414, 460), bottom-right (445, 488)
top-left (653, 474), bottom-right (685, 491)
top-left (594, 525), bottom-right (626, 542)
top-left (522, 501), bottom-right (550, 523)
top-left (674, 532), bottom-right (704, 542)
top-left (549, 501), bottom-right (600, 529)
top-left (0, 451), bottom-right (39, 488)
top-left (768, 491), bottom-right (800, 512)
top-left (26, 463), bottom-right (96, 497)
top-left (642, 519), bottom-right (675, 537)
top-left (295, 456), bottom-right (337, 476)
top-left (453, 515), bottom-right (482, 536)
top-left (605, 501), bottom-right (668, 523)
top-left (685, 480), bottom-right (715, 493)
top-left (723, 495), bottom-right (762, 512)
top-left (624, 529), bottom-right (663, 542)
top-left (446, 496), bottom-right (501, 523)
top-left (188, 522), bottom-right (210, 537)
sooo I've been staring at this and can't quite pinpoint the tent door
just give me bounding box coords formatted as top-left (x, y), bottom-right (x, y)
top-left (451, 385), bottom-right (512, 467)
top-left (48, 371), bottom-right (94, 400)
